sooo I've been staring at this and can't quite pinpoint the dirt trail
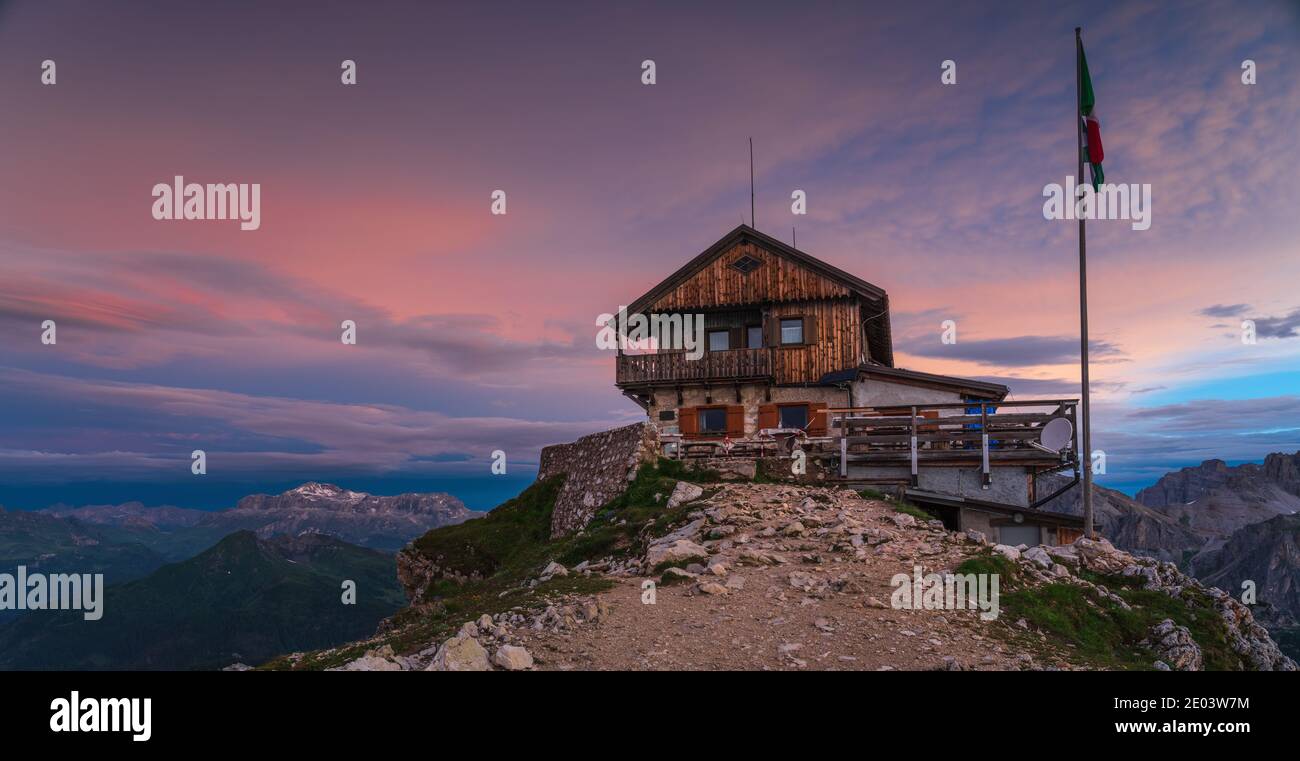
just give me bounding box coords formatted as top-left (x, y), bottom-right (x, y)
top-left (514, 483), bottom-right (1078, 671)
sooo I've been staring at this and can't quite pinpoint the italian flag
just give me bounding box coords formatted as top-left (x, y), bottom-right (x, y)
top-left (1079, 42), bottom-right (1104, 190)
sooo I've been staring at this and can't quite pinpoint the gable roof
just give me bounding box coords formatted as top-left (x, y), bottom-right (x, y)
top-left (626, 225), bottom-right (895, 366)
top-left (627, 225), bottom-right (887, 313)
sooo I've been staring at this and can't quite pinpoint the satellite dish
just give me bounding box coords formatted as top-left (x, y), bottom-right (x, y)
top-left (1040, 416), bottom-right (1074, 452)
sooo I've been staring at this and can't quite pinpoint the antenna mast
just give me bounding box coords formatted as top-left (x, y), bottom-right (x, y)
top-left (749, 137), bottom-right (755, 229)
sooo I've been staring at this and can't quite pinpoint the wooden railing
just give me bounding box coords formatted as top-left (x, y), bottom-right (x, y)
top-left (616, 348), bottom-right (773, 385)
top-left (828, 399), bottom-right (1081, 484)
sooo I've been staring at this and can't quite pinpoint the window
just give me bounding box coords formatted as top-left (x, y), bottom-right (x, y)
top-left (698, 408), bottom-right (728, 433)
top-left (746, 325), bottom-right (763, 348)
top-left (707, 330), bottom-right (730, 351)
top-left (729, 255), bottom-right (762, 274)
top-left (779, 404), bottom-right (809, 429)
top-left (780, 318), bottom-right (804, 345)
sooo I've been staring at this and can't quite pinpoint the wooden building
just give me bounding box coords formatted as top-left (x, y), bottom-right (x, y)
top-left (615, 224), bottom-right (1084, 546)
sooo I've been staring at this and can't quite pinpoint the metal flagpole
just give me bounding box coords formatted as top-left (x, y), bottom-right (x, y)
top-left (1075, 26), bottom-right (1094, 539)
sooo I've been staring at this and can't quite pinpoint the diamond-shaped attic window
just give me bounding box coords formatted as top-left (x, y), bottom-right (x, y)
top-left (730, 255), bottom-right (762, 275)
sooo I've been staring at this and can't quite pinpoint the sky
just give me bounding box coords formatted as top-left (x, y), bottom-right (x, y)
top-left (0, 0), bottom-right (1297, 510)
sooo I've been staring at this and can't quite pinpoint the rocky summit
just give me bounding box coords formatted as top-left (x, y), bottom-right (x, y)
top-left (281, 467), bottom-right (1295, 672)
top-left (225, 483), bottom-right (474, 551)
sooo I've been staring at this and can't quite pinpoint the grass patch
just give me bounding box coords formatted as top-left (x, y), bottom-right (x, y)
top-left (974, 556), bottom-right (1245, 670)
top-left (858, 487), bottom-right (889, 501)
top-left (954, 552), bottom-right (1019, 584)
top-left (652, 457), bottom-right (724, 484)
top-left (893, 502), bottom-right (936, 521)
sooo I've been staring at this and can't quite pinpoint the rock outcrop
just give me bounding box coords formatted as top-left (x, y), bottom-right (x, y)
top-left (1020, 536), bottom-right (1295, 671)
top-left (1038, 477), bottom-right (1202, 563)
top-left (225, 483), bottom-right (473, 550)
top-left (1134, 453), bottom-right (1300, 541)
top-left (1191, 513), bottom-right (1300, 629)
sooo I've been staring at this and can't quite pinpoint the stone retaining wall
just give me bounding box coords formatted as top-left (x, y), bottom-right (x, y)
top-left (539, 423), bottom-right (658, 537)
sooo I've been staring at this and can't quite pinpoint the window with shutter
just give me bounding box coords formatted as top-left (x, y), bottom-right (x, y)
top-left (698, 407), bottom-right (728, 434)
top-left (778, 404), bottom-right (808, 429)
top-left (779, 318), bottom-right (803, 345)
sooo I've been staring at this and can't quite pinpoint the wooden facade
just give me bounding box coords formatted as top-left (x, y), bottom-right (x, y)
top-left (642, 240), bottom-right (855, 311)
top-left (617, 226), bottom-right (892, 391)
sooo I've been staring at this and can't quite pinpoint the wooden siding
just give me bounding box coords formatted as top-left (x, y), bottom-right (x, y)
top-left (769, 299), bottom-right (862, 384)
top-left (645, 241), bottom-right (854, 311)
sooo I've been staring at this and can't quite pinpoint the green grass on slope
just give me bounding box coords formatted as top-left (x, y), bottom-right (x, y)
top-left (273, 459), bottom-right (716, 670)
top-left (955, 552), bottom-right (1240, 670)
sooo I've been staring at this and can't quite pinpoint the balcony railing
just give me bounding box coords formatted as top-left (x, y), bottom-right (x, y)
top-left (827, 399), bottom-right (1081, 487)
top-left (616, 348), bottom-right (773, 386)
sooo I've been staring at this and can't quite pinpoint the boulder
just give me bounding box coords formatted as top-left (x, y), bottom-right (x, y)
top-left (645, 539), bottom-right (710, 569)
top-left (427, 634), bottom-right (490, 672)
top-left (1023, 546), bottom-right (1052, 570)
top-left (666, 481), bottom-right (705, 509)
top-left (992, 544), bottom-right (1021, 562)
top-left (491, 645), bottom-right (534, 671)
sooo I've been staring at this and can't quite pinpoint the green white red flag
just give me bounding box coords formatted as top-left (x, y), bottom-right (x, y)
top-left (1079, 42), bottom-right (1105, 190)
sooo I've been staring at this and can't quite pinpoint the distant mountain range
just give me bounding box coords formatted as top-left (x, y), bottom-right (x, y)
top-left (0, 531), bottom-right (407, 670)
top-left (0, 482), bottom-right (476, 662)
top-left (1, 481), bottom-right (471, 584)
top-left (43, 482), bottom-right (474, 552)
top-left (1135, 453), bottom-right (1300, 546)
top-left (1043, 452), bottom-right (1300, 658)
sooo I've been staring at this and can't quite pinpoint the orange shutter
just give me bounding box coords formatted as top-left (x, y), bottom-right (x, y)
top-left (803, 314), bottom-right (818, 345)
top-left (678, 407), bottom-right (698, 438)
top-left (726, 405), bottom-right (745, 437)
top-left (758, 403), bottom-right (778, 430)
top-left (807, 402), bottom-right (829, 435)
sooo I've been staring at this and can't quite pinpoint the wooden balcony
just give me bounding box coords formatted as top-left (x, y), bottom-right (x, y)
top-left (826, 399), bottom-right (1081, 480)
top-left (616, 348), bottom-right (773, 387)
